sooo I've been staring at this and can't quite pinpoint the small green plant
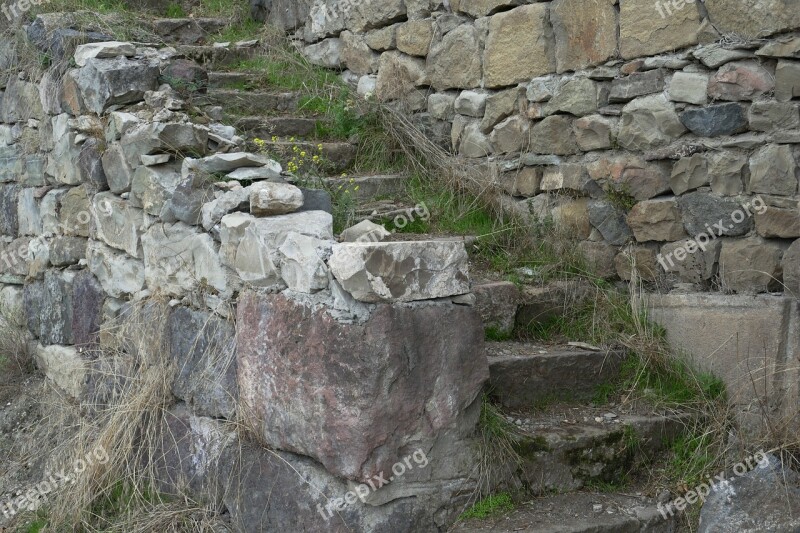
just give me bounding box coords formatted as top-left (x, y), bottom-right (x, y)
top-left (484, 326), bottom-right (514, 342)
top-left (604, 184), bottom-right (637, 212)
top-left (165, 3), bottom-right (186, 17)
top-left (459, 492), bottom-right (514, 520)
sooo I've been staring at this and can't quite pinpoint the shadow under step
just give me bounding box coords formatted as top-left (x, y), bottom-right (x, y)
top-left (174, 44), bottom-right (259, 68)
top-left (487, 343), bottom-right (627, 409)
top-left (208, 71), bottom-right (259, 89)
top-left (150, 18), bottom-right (228, 44)
top-left (451, 492), bottom-right (677, 533)
top-left (236, 116), bottom-right (320, 138)
top-left (195, 89), bottom-right (301, 114)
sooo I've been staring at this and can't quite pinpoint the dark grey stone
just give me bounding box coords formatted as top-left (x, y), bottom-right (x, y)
top-left (0, 183), bottom-right (19, 236)
top-left (78, 137), bottom-right (108, 190)
top-left (166, 175), bottom-right (213, 226)
top-left (23, 280), bottom-right (45, 341)
top-left (50, 236), bottom-right (87, 267)
top-left (609, 69), bottom-right (667, 103)
top-left (160, 59), bottom-right (209, 93)
top-left (588, 200), bottom-right (633, 246)
top-left (680, 103), bottom-right (748, 137)
top-left (26, 15), bottom-right (114, 60)
top-left (71, 270), bottom-right (104, 347)
top-left (677, 191), bottom-right (754, 237)
top-left (298, 187), bottom-right (333, 214)
top-left (167, 306), bottom-right (237, 419)
top-left (698, 454), bottom-right (800, 533)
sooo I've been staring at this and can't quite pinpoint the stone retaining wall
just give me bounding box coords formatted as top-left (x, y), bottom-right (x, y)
top-left (0, 20), bottom-right (487, 529)
top-left (271, 0), bottom-right (800, 295)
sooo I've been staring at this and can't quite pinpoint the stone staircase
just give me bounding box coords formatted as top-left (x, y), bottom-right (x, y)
top-left (458, 281), bottom-right (692, 532)
top-left (153, 20), bottom-right (689, 532)
top-left (148, 25), bottom-right (409, 208)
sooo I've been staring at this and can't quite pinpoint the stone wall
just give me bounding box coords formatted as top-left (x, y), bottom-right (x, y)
top-left (0, 20), bottom-right (487, 530)
top-left (275, 0), bottom-right (800, 295)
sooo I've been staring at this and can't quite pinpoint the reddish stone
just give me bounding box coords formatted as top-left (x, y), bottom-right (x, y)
top-left (708, 61), bottom-right (775, 101)
top-left (236, 291), bottom-right (488, 482)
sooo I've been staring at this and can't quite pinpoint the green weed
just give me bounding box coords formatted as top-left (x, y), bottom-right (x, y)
top-left (459, 492), bottom-right (514, 520)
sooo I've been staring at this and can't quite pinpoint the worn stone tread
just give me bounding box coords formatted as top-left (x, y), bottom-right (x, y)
top-left (196, 89), bottom-right (301, 113)
top-left (487, 343), bottom-right (627, 408)
top-left (451, 492), bottom-right (675, 532)
top-left (235, 116), bottom-right (320, 137)
top-left (323, 173), bottom-right (411, 201)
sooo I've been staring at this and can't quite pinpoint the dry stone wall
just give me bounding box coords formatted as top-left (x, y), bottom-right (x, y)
top-left (0, 18), bottom-right (488, 530)
top-left (276, 0), bottom-right (800, 295)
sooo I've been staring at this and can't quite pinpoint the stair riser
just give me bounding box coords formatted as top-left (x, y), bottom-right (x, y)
top-left (175, 46), bottom-right (258, 68)
top-left (488, 350), bottom-right (626, 409)
top-left (514, 416), bottom-right (687, 496)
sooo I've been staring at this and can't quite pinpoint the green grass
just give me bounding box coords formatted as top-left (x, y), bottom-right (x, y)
top-left (485, 326), bottom-right (514, 342)
top-left (667, 432), bottom-right (717, 488)
top-left (165, 3), bottom-right (186, 17)
top-left (459, 492), bottom-right (515, 520)
top-left (604, 184), bottom-right (637, 212)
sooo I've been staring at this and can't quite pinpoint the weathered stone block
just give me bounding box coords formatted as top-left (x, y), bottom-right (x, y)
top-left (236, 292), bottom-right (487, 482)
top-left (708, 152), bottom-right (747, 196)
top-left (775, 60), bottom-right (800, 102)
top-left (544, 77), bottom-right (601, 117)
top-left (749, 144), bottom-right (798, 197)
top-left (783, 239), bottom-right (800, 297)
top-left (620, 0), bottom-right (700, 59)
top-left (670, 154), bottom-right (709, 195)
top-left (142, 222), bottom-right (228, 297)
top-left (704, 0), bottom-right (800, 38)
top-left (75, 56), bottom-right (160, 114)
top-left (340, 30), bottom-right (380, 75)
top-left (720, 237), bottom-right (785, 293)
top-left (574, 115), bottom-right (616, 151)
top-left (627, 198), bottom-right (687, 242)
top-left (484, 4), bottom-right (554, 88)
top-left (50, 236), bottom-right (87, 267)
top-left (490, 115), bottom-right (529, 154)
top-left (618, 95), bottom-right (687, 151)
top-left (755, 207), bottom-right (800, 239)
top-left (678, 192), bottom-right (754, 237)
top-left (748, 101), bottom-right (800, 132)
top-left (588, 200), bottom-right (633, 246)
top-left (680, 103), bottom-right (748, 137)
top-left (609, 70), bottom-right (667, 103)
top-left (86, 240), bottom-right (145, 298)
top-left (396, 19), bottom-right (433, 57)
top-left (708, 61), bottom-right (775, 101)
top-left (168, 306), bottom-right (237, 419)
top-left (658, 238), bottom-right (721, 283)
top-left (615, 246), bottom-right (659, 282)
top-left (249, 182), bottom-right (304, 216)
top-left (427, 24), bottom-right (482, 90)
top-left (34, 344), bottom-right (88, 400)
top-left (328, 241), bottom-right (469, 303)
top-left (530, 115), bottom-right (579, 155)
top-left (93, 192), bottom-right (145, 258)
top-left (669, 71), bottom-right (709, 105)
top-left (550, 0), bottom-right (616, 73)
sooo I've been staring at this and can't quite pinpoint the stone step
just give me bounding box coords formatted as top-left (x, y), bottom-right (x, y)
top-left (236, 116), bottom-right (320, 138)
top-left (507, 408), bottom-right (690, 495)
top-left (322, 174), bottom-right (410, 202)
top-left (208, 71), bottom-right (257, 89)
top-left (487, 342), bottom-right (627, 409)
top-left (150, 18), bottom-right (228, 44)
top-left (249, 141), bottom-right (357, 174)
top-left (451, 492), bottom-right (676, 532)
top-left (195, 89), bottom-right (301, 114)
top-left (174, 44), bottom-right (259, 69)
